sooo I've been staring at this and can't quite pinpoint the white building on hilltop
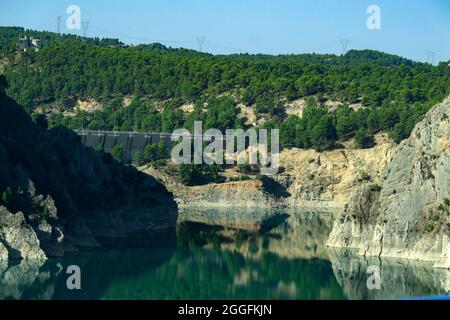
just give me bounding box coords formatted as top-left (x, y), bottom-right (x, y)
top-left (18, 37), bottom-right (42, 51)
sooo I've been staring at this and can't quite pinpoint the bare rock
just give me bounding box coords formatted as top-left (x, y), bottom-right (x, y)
top-left (0, 206), bottom-right (46, 260)
top-left (328, 95), bottom-right (450, 267)
top-left (0, 242), bottom-right (8, 261)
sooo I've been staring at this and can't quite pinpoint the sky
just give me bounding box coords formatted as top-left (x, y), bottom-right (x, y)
top-left (1, 0), bottom-right (449, 63)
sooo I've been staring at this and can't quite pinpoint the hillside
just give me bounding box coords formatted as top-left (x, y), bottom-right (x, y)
top-left (0, 76), bottom-right (177, 260)
top-left (1, 26), bottom-right (450, 149)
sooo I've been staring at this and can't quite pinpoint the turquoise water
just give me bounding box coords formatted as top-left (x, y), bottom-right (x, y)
top-left (1, 212), bottom-right (449, 300)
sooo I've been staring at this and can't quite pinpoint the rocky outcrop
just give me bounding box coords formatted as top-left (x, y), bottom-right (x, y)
top-left (327, 96), bottom-right (450, 267)
top-left (0, 207), bottom-right (46, 260)
top-left (0, 80), bottom-right (177, 260)
top-left (143, 136), bottom-right (395, 213)
top-left (275, 138), bottom-right (395, 211)
top-left (176, 178), bottom-right (289, 209)
top-left (142, 164), bottom-right (292, 210)
top-left (0, 243), bottom-right (7, 260)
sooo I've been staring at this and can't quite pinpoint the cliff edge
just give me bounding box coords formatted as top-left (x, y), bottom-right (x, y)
top-left (327, 96), bottom-right (450, 267)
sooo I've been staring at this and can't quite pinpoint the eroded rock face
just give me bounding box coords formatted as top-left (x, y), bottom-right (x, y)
top-left (328, 96), bottom-right (450, 267)
top-left (276, 140), bottom-right (395, 211)
top-left (0, 242), bottom-right (8, 261)
top-left (177, 178), bottom-right (289, 209)
top-left (144, 139), bottom-right (395, 213)
top-left (0, 207), bottom-right (46, 260)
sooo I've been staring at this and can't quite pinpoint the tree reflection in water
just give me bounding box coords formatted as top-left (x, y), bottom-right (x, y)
top-left (0, 210), bottom-right (449, 300)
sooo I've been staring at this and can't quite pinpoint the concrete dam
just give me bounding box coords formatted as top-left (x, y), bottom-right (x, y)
top-left (75, 130), bottom-right (173, 161)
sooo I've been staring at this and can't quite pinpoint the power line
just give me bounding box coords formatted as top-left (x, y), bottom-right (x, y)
top-left (81, 20), bottom-right (90, 37)
top-left (89, 24), bottom-right (197, 45)
top-left (196, 36), bottom-right (205, 51)
top-left (425, 50), bottom-right (436, 65)
top-left (68, 24), bottom-right (447, 63)
top-left (339, 39), bottom-right (350, 55)
top-left (56, 16), bottom-right (62, 35)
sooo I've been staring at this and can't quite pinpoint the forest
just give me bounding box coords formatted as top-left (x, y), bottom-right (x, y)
top-left (1, 26), bottom-right (450, 150)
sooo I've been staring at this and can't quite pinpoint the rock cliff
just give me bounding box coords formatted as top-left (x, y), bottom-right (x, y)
top-left (0, 80), bottom-right (177, 260)
top-left (327, 96), bottom-right (450, 267)
top-left (275, 138), bottom-right (395, 210)
top-left (143, 136), bottom-right (395, 212)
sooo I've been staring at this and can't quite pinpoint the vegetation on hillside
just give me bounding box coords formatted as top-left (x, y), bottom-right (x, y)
top-left (1, 26), bottom-right (449, 149)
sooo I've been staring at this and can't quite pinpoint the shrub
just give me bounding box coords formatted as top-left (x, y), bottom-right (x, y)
top-left (354, 127), bottom-right (375, 149)
top-left (1, 187), bottom-right (12, 206)
top-left (144, 144), bottom-right (159, 162)
top-left (95, 143), bottom-right (103, 152)
top-left (359, 171), bottom-right (371, 182)
top-left (111, 144), bottom-right (125, 163)
top-left (369, 184), bottom-right (382, 192)
top-left (425, 223), bottom-right (436, 233)
top-left (132, 151), bottom-right (143, 166)
top-left (40, 207), bottom-right (51, 221)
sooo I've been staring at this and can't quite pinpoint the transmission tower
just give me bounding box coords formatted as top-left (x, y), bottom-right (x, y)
top-left (81, 20), bottom-right (90, 37)
top-left (196, 36), bottom-right (205, 52)
top-left (57, 16), bottom-right (62, 35)
top-left (425, 50), bottom-right (436, 65)
top-left (339, 39), bottom-right (350, 55)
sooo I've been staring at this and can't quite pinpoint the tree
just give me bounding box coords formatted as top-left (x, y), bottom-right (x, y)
top-left (335, 104), bottom-right (356, 139)
top-left (111, 145), bottom-right (125, 163)
top-left (237, 163), bottom-right (251, 174)
top-left (179, 164), bottom-right (203, 186)
top-left (144, 144), bottom-right (159, 162)
top-left (2, 26), bottom-right (449, 149)
top-left (95, 142), bottom-right (104, 152)
top-left (157, 140), bottom-right (169, 159)
top-left (0, 75), bottom-right (7, 96)
top-left (310, 116), bottom-right (337, 151)
top-left (208, 163), bottom-right (222, 183)
top-left (367, 111), bottom-right (381, 133)
top-left (31, 113), bottom-right (48, 129)
top-left (1, 187), bottom-right (12, 206)
top-left (132, 151), bottom-right (143, 166)
top-left (354, 127), bottom-right (374, 149)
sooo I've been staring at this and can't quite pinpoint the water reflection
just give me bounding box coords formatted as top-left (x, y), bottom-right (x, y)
top-left (328, 249), bottom-right (450, 300)
top-left (0, 210), bottom-right (449, 300)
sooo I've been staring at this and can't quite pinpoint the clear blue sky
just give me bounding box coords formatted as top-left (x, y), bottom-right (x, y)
top-left (1, 0), bottom-right (449, 63)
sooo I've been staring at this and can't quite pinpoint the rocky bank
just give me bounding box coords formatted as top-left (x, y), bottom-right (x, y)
top-left (327, 95), bottom-right (450, 267)
top-left (143, 135), bottom-right (395, 212)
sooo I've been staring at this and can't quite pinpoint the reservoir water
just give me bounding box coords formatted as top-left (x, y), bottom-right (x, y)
top-left (0, 210), bottom-right (449, 300)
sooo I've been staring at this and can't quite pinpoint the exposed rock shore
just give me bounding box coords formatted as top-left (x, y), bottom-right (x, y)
top-left (143, 136), bottom-right (395, 212)
top-left (327, 96), bottom-right (450, 267)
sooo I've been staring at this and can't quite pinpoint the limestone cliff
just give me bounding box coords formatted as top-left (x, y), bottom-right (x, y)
top-left (143, 136), bottom-right (395, 213)
top-left (327, 96), bottom-right (450, 267)
top-left (177, 178), bottom-right (290, 209)
top-left (0, 83), bottom-right (177, 260)
top-left (275, 138), bottom-right (395, 210)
